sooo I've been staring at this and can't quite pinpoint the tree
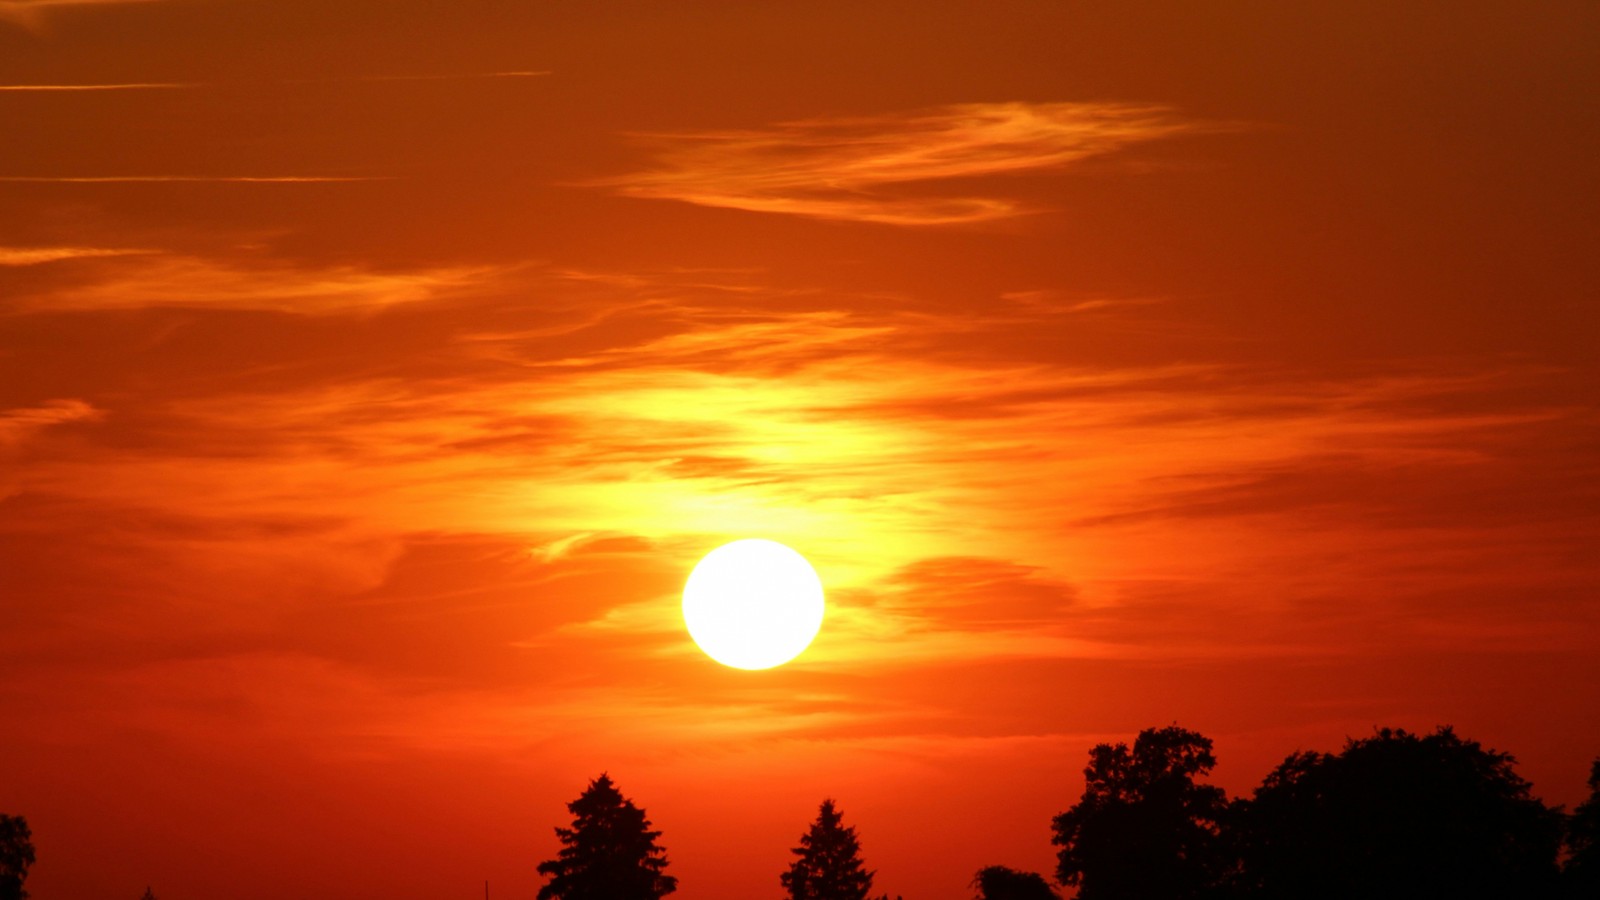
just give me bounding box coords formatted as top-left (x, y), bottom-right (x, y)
top-left (781, 799), bottom-right (874, 900)
top-left (1050, 725), bottom-right (1232, 900)
top-left (536, 773), bottom-right (677, 900)
top-left (1234, 726), bottom-right (1563, 900)
top-left (139, 889), bottom-right (157, 900)
top-left (973, 865), bottom-right (1058, 900)
top-left (1562, 756), bottom-right (1600, 898)
top-left (0, 815), bottom-right (33, 900)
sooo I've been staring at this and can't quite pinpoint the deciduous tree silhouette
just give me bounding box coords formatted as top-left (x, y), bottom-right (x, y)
top-left (1050, 725), bottom-right (1231, 900)
top-left (535, 773), bottom-right (677, 900)
top-left (1234, 726), bottom-right (1563, 900)
top-left (1563, 756), bottom-right (1600, 898)
top-left (972, 865), bottom-right (1058, 900)
top-left (0, 815), bottom-right (32, 900)
top-left (781, 799), bottom-right (874, 900)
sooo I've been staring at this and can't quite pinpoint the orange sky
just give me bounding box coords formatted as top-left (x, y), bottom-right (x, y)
top-left (2, 2), bottom-right (1598, 898)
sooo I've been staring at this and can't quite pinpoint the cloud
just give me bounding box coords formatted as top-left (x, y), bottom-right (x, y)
top-left (0, 245), bottom-right (151, 265)
top-left (0, 175), bottom-right (386, 183)
top-left (0, 400), bottom-right (102, 497)
top-left (0, 73), bottom-right (547, 95)
top-left (0, 398), bottom-right (101, 446)
top-left (0, 0), bottom-right (164, 30)
top-left (0, 82), bottom-right (194, 91)
top-left (0, 258), bottom-right (1592, 819)
top-left (2, 252), bottom-right (502, 313)
top-left (5, 263), bottom-right (1594, 724)
top-left (591, 101), bottom-right (1196, 225)
top-left (350, 71), bottom-right (550, 82)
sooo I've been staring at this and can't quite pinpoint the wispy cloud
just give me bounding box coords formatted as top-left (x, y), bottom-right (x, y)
top-left (0, 73), bottom-right (548, 91)
top-left (0, 400), bottom-right (101, 459)
top-left (0, 0), bottom-right (163, 30)
top-left (350, 71), bottom-right (551, 82)
top-left (0, 175), bottom-right (387, 183)
top-left (0, 245), bottom-right (150, 265)
top-left (0, 81), bottom-right (194, 91)
top-left (4, 262), bottom-right (1595, 766)
top-left (592, 101), bottom-right (1196, 225)
top-left (2, 252), bottom-right (501, 313)
top-left (0, 397), bottom-right (100, 433)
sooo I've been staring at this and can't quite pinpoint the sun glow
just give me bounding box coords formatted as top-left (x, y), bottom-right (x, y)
top-left (682, 539), bottom-right (825, 670)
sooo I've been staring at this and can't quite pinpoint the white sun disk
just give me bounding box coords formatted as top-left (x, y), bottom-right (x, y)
top-left (682, 539), bottom-right (825, 670)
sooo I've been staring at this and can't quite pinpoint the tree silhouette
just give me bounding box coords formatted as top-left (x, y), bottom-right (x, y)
top-left (1050, 725), bottom-right (1231, 900)
top-left (139, 889), bottom-right (157, 900)
top-left (535, 773), bottom-right (677, 900)
top-left (1563, 756), bottom-right (1600, 898)
top-left (0, 815), bottom-right (32, 900)
top-left (781, 799), bottom-right (874, 900)
top-left (972, 865), bottom-right (1058, 900)
top-left (1234, 726), bottom-right (1563, 900)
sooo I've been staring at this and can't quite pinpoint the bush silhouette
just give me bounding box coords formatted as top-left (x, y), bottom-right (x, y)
top-left (972, 865), bottom-right (1058, 900)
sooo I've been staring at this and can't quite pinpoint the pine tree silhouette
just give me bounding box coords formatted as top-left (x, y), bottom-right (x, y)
top-left (536, 773), bottom-right (677, 900)
top-left (781, 799), bottom-right (874, 900)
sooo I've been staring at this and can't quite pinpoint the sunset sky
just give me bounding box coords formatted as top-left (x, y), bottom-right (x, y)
top-left (3, 2), bottom-right (1598, 898)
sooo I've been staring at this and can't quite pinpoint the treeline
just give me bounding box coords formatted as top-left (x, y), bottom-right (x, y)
top-left (532, 725), bottom-right (1600, 900)
top-left (5, 725), bottom-right (1599, 899)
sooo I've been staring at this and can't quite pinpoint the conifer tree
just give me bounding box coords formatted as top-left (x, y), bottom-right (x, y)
top-left (536, 774), bottom-right (677, 900)
top-left (781, 799), bottom-right (874, 900)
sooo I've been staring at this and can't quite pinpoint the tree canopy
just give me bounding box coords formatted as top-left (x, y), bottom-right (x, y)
top-left (1234, 726), bottom-right (1563, 900)
top-left (1561, 756), bottom-right (1600, 897)
top-left (1051, 725), bottom-right (1232, 900)
top-left (0, 815), bottom-right (33, 900)
top-left (781, 799), bottom-right (875, 900)
top-left (535, 773), bottom-right (677, 900)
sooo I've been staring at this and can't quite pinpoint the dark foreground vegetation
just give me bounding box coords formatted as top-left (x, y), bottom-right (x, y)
top-left (529, 727), bottom-right (1600, 900)
top-left (6, 725), bottom-right (1600, 899)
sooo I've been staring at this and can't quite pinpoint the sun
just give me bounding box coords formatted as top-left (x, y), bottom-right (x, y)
top-left (682, 539), bottom-right (825, 670)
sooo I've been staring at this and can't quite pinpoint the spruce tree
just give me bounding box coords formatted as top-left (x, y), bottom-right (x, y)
top-left (536, 774), bottom-right (677, 900)
top-left (781, 799), bottom-right (874, 900)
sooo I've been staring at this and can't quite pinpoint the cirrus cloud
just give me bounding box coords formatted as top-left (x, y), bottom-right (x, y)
top-left (592, 101), bottom-right (1199, 225)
